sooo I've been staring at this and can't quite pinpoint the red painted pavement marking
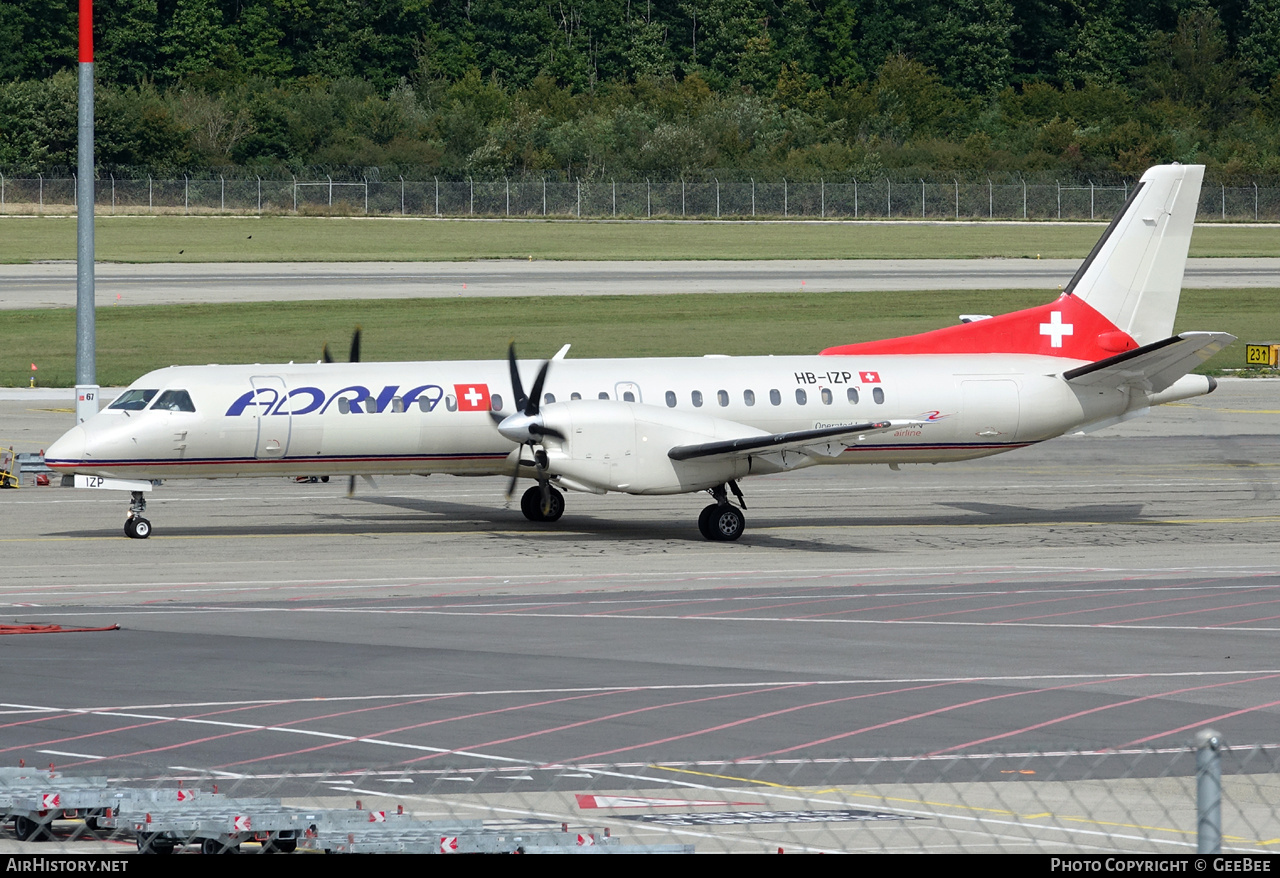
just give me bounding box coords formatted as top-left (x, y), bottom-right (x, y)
top-left (1117, 697), bottom-right (1280, 748)
top-left (559, 680), bottom-right (968, 765)
top-left (1100, 595), bottom-right (1280, 626)
top-left (929, 673), bottom-right (1280, 756)
top-left (996, 582), bottom-right (1272, 624)
top-left (746, 675), bottom-right (1143, 761)
top-left (394, 683), bottom-right (818, 767)
top-left (37, 693), bottom-right (469, 769)
top-left (213, 688), bottom-right (646, 769)
top-left (4, 699), bottom-right (310, 759)
top-left (1207, 612), bottom-right (1280, 628)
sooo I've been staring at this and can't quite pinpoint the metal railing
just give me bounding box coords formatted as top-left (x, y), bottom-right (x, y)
top-left (2, 173), bottom-right (1277, 222)
top-left (1, 729), bottom-right (1272, 854)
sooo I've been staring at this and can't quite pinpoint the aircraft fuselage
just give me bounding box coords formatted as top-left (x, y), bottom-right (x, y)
top-left (46, 353), bottom-right (1210, 489)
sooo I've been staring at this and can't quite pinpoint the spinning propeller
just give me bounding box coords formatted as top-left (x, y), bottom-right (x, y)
top-left (322, 326), bottom-right (361, 366)
top-left (491, 343), bottom-right (564, 512)
top-left (322, 326), bottom-right (363, 497)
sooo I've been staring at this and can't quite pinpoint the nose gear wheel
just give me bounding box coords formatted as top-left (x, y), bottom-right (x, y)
top-left (521, 485), bottom-right (565, 522)
top-left (495, 343), bottom-right (568, 522)
top-left (124, 490), bottom-right (152, 539)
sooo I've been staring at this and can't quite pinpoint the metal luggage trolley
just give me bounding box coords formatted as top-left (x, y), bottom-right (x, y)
top-left (0, 448), bottom-right (16, 488)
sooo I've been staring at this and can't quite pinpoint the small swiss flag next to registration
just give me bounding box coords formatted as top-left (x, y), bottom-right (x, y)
top-left (859, 371), bottom-right (881, 384)
top-left (454, 384), bottom-right (491, 411)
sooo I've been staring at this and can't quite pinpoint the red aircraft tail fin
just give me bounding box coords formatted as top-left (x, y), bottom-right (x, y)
top-left (821, 293), bottom-right (1136, 361)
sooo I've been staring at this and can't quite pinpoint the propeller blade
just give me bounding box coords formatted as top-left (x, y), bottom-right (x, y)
top-left (349, 326), bottom-right (362, 363)
top-left (322, 343), bottom-right (334, 364)
top-left (540, 479), bottom-right (553, 516)
top-left (526, 360), bottom-right (551, 415)
top-left (529, 423), bottom-right (565, 441)
top-left (504, 458), bottom-right (521, 500)
top-left (507, 342), bottom-right (528, 413)
top-left (489, 410), bottom-right (505, 427)
top-left (346, 474), bottom-right (356, 498)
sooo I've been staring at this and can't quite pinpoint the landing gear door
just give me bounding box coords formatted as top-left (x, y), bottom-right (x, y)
top-left (251, 375), bottom-right (291, 459)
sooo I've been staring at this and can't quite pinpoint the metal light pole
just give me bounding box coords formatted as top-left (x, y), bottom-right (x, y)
top-left (75, 0), bottom-right (99, 424)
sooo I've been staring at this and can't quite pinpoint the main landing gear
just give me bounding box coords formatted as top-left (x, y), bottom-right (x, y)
top-left (124, 490), bottom-right (152, 539)
top-left (513, 476), bottom-right (747, 540)
top-left (697, 482), bottom-right (746, 542)
top-left (520, 484), bottom-right (565, 522)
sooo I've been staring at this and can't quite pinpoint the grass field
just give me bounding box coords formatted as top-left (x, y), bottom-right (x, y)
top-left (2, 216), bottom-right (1279, 262)
top-left (3, 288), bottom-right (1271, 386)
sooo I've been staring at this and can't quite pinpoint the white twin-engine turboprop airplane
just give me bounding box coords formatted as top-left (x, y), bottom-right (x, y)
top-left (46, 164), bottom-right (1233, 541)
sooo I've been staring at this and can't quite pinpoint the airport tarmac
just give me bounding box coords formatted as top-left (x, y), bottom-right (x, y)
top-left (1, 377), bottom-right (1277, 817)
top-left (3, 257), bottom-right (1280, 309)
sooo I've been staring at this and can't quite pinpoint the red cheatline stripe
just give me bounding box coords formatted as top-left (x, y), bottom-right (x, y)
top-left (0, 624), bottom-right (118, 635)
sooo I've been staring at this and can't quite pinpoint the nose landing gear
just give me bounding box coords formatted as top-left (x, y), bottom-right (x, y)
top-left (520, 484), bottom-right (565, 522)
top-left (124, 490), bottom-right (152, 539)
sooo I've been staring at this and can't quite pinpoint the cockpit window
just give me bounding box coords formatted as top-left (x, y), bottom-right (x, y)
top-left (151, 390), bottom-right (196, 412)
top-left (109, 389), bottom-right (158, 410)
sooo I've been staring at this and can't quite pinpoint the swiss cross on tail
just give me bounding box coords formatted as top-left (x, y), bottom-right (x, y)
top-left (454, 384), bottom-right (491, 411)
top-left (1039, 311), bottom-right (1074, 348)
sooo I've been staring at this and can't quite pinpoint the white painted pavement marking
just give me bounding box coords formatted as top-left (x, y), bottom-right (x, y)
top-left (5, 668), bottom-right (1278, 714)
top-left (49, 603), bottom-right (1270, 632)
top-left (6, 562), bottom-right (1280, 603)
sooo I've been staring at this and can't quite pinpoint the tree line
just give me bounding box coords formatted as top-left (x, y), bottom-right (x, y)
top-left (1, 0), bottom-right (1279, 180)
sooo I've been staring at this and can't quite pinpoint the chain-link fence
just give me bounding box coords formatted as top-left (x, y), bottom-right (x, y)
top-left (3, 173), bottom-right (1279, 222)
top-left (3, 732), bottom-right (1275, 854)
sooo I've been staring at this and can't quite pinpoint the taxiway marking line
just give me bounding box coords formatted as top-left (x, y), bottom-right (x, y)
top-left (9, 514), bottom-right (1280, 544)
top-left (76, 604), bottom-right (1278, 633)
top-left (647, 767), bottom-right (1243, 848)
top-left (5, 670), bottom-right (1278, 716)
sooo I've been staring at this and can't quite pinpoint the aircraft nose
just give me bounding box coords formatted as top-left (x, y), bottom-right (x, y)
top-left (45, 424), bottom-right (87, 468)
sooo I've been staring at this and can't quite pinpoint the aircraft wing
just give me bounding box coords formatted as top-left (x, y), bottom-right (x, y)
top-left (1062, 332), bottom-right (1235, 393)
top-left (668, 420), bottom-right (902, 461)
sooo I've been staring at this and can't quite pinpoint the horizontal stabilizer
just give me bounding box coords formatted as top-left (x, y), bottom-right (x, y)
top-left (668, 420), bottom-right (898, 461)
top-left (1063, 331), bottom-right (1235, 393)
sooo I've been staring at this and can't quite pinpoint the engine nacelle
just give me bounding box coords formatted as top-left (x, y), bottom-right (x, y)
top-left (538, 400), bottom-right (759, 494)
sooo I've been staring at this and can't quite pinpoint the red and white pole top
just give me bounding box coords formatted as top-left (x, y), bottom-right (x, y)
top-left (79, 0), bottom-right (93, 63)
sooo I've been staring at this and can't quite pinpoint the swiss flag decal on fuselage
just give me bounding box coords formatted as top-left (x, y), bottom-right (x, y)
top-left (859, 371), bottom-right (881, 383)
top-left (454, 384), bottom-right (491, 411)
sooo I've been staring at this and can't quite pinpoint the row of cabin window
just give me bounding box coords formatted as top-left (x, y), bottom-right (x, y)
top-left (535, 388), bottom-right (886, 407)
top-left (336, 386), bottom-right (887, 414)
top-left (666, 387), bottom-right (885, 407)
